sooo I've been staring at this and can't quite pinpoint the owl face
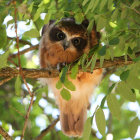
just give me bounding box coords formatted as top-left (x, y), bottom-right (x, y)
top-left (40, 18), bottom-right (97, 68)
top-left (48, 20), bottom-right (88, 52)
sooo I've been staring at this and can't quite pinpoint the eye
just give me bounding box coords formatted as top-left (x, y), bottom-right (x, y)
top-left (56, 32), bottom-right (65, 40)
top-left (72, 38), bottom-right (81, 46)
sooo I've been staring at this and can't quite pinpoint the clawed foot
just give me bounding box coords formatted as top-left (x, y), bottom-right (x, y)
top-left (57, 62), bottom-right (66, 72)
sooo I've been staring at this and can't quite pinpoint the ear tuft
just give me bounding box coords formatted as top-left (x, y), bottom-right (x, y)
top-left (41, 24), bottom-right (47, 36)
top-left (82, 19), bottom-right (89, 28)
top-left (49, 20), bottom-right (55, 25)
top-left (41, 20), bottom-right (55, 36)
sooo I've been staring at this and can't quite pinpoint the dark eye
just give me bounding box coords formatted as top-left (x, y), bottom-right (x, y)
top-left (56, 32), bottom-right (65, 40)
top-left (71, 37), bottom-right (87, 51)
top-left (72, 38), bottom-right (81, 46)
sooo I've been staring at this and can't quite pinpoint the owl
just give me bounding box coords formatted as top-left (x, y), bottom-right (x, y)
top-left (39, 18), bottom-right (103, 137)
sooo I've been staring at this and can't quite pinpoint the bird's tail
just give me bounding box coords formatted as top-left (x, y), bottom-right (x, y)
top-left (60, 102), bottom-right (87, 137)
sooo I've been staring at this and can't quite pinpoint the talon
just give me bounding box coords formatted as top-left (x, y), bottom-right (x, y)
top-left (57, 62), bottom-right (67, 72)
top-left (57, 63), bottom-right (61, 72)
top-left (62, 62), bottom-right (66, 66)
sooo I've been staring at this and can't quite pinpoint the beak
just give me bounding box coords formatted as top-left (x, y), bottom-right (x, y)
top-left (63, 40), bottom-right (70, 50)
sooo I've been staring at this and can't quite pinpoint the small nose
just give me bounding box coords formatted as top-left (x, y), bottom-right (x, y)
top-left (63, 40), bottom-right (70, 50)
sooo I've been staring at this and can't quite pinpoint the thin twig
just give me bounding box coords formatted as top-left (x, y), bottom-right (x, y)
top-left (123, 3), bottom-right (140, 15)
top-left (8, 58), bottom-right (18, 67)
top-left (0, 126), bottom-right (13, 140)
top-left (0, 76), bottom-right (14, 86)
top-left (9, 105), bottom-right (25, 118)
top-left (20, 94), bottom-right (34, 140)
top-left (8, 45), bottom-right (39, 59)
top-left (7, 37), bottom-right (32, 46)
top-left (14, 2), bottom-right (32, 98)
top-left (14, 5), bottom-right (21, 70)
top-left (35, 117), bottom-right (59, 140)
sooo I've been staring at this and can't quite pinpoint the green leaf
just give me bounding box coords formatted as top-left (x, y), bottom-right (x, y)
top-left (7, 19), bottom-right (14, 26)
top-left (33, 2), bottom-right (44, 21)
top-left (129, 117), bottom-right (139, 138)
top-left (64, 79), bottom-right (76, 91)
top-left (90, 54), bottom-right (97, 72)
top-left (97, 17), bottom-right (107, 31)
top-left (74, 13), bottom-right (84, 24)
top-left (24, 29), bottom-right (40, 38)
top-left (100, 56), bottom-right (104, 68)
top-left (116, 81), bottom-right (136, 102)
top-left (70, 63), bottom-right (79, 79)
top-left (87, 20), bottom-right (94, 32)
top-left (82, 0), bottom-right (89, 6)
top-left (100, 0), bottom-right (107, 11)
top-left (34, 91), bottom-right (43, 106)
top-left (98, 45), bottom-right (106, 56)
top-left (108, 83), bottom-right (116, 94)
top-left (0, 50), bottom-right (10, 69)
top-left (28, 2), bottom-right (34, 13)
top-left (109, 37), bottom-right (120, 45)
top-left (91, 0), bottom-right (100, 12)
top-left (81, 53), bottom-right (87, 71)
top-left (35, 86), bottom-right (48, 94)
top-left (133, 56), bottom-right (140, 62)
top-left (85, 0), bottom-right (95, 14)
top-left (127, 47), bottom-right (133, 55)
top-left (131, 0), bottom-right (140, 8)
top-left (109, 46), bottom-right (114, 60)
top-left (44, 13), bottom-right (51, 24)
top-left (60, 88), bottom-right (71, 101)
top-left (15, 75), bottom-right (21, 96)
top-left (0, 25), bottom-right (7, 49)
top-left (56, 80), bottom-right (62, 89)
top-left (82, 117), bottom-right (92, 140)
top-left (111, 9), bottom-right (119, 21)
top-left (86, 56), bottom-right (93, 68)
top-left (100, 96), bottom-right (107, 109)
top-left (126, 63), bottom-right (140, 90)
top-left (95, 107), bottom-right (106, 136)
top-left (43, 0), bottom-right (50, 4)
top-left (60, 66), bottom-right (68, 83)
top-left (121, 8), bottom-right (127, 19)
top-left (107, 94), bottom-right (121, 120)
top-left (120, 70), bottom-right (130, 81)
top-left (108, 0), bottom-right (113, 9)
top-left (101, 83), bottom-right (115, 108)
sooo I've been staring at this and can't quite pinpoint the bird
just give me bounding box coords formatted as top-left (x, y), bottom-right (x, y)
top-left (39, 18), bottom-right (103, 137)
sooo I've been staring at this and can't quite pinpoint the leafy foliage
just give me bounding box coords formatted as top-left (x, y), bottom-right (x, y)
top-left (0, 0), bottom-right (140, 140)
top-left (95, 107), bottom-right (106, 136)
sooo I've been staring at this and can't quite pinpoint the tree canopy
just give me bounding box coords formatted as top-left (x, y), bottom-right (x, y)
top-left (0, 0), bottom-right (140, 140)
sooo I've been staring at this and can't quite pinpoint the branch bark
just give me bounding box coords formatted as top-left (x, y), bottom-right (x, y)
top-left (0, 126), bottom-right (13, 140)
top-left (1, 52), bottom-right (140, 79)
top-left (35, 117), bottom-right (59, 140)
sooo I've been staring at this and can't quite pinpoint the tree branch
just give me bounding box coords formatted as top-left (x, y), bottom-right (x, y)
top-left (8, 45), bottom-right (39, 59)
top-left (7, 37), bottom-right (32, 46)
top-left (35, 117), bottom-right (59, 140)
top-left (0, 126), bottom-right (13, 140)
top-left (1, 52), bottom-right (140, 79)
